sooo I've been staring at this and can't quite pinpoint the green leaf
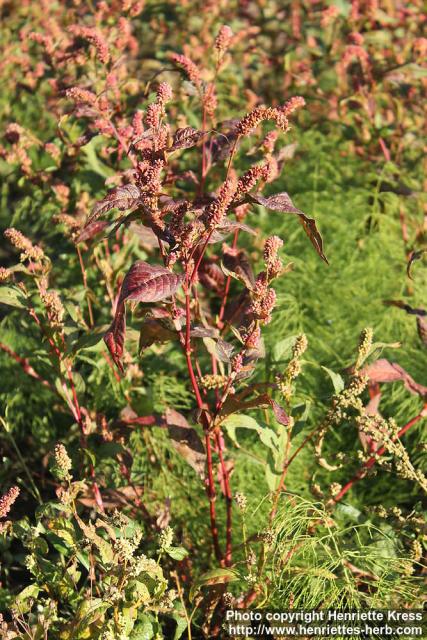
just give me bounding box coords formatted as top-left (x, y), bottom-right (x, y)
top-left (221, 414), bottom-right (261, 447)
top-left (166, 546), bottom-right (188, 561)
top-left (190, 568), bottom-right (240, 601)
top-left (0, 285), bottom-right (26, 308)
top-left (321, 366), bottom-right (345, 394)
top-left (74, 597), bottom-right (110, 630)
top-left (273, 335), bottom-right (298, 362)
top-left (13, 584), bottom-right (40, 614)
top-left (131, 615), bottom-right (155, 640)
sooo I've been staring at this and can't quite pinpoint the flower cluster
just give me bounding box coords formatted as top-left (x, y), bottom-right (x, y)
top-left (215, 25), bottom-right (233, 54)
top-left (170, 53), bottom-right (202, 88)
top-left (0, 486), bottom-right (20, 518)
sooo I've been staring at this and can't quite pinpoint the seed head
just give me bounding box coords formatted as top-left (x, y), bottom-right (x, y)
top-left (280, 96), bottom-right (306, 116)
top-left (235, 165), bottom-right (267, 198)
top-left (0, 267), bottom-right (11, 282)
top-left (234, 492), bottom-right (247, 511)
top-left (4, 227), bottom-right (44, 262)
top-left (69, 25), bottom-right (110, 64)
top-left (52, 443), bottom-right (72, 480)
top-left (159, 525), bottom-right (174, 549)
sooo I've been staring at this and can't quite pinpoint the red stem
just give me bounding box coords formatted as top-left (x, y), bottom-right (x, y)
top-left (184, 279), bottom-right (222, 561)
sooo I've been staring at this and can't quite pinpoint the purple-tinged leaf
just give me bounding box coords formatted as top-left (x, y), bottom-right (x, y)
top-left (222, 248), bottom-right (255, 289)
top-left (248, 192), bottom-right (328, 264)
top-left (139, 315), bottom-right (176, 352)
top-left (208, 221), bottom-right (256, 244)
top-left (191, 326), bottom-right (219, 338)
top-left (362, 359), bottom-right (427, 397)
top-left (216, 339), bottom-right (235, 363)
top-left (104, 262), bottom-right (183, 370)
top-left (76, 220), bottom-right (109, 243)
top-left (270, 399), bottom-right (290, 426)
top-left (104, 306), bottom-right (126, 373)
top-left (89, 184), bottom-right (142, 224)
top-left (198, 261), bottom-right (225, 293)
top-left (119, 261), bottom-right (183, 305)
top-left (169, 127), bottom-right (207, 151)
top-left (165, 408), bottom-right (206, 478)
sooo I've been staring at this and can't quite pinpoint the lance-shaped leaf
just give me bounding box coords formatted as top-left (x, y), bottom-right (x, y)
top-left (222, 247), bottom-right (255, 289)
top-left (362, 359), bottom-right (427, 397)
top-left (89, 183), bottom-right (142, 224)
top-left (104, 262), bottom-right (183, 370)
top-left (169, 127), bottom-right (206, 151)
top-left (248, 192), bottom-right (328, 263)
top-left (76, 220), bottom-right (109, 243)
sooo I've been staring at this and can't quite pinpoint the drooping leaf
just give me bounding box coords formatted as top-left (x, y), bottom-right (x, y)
top-left (165, 408), bottom-right (206, 478)
top-left (139, 315), bottom-right (176, 352)
top-left (75, 220), bottom-right (109, 243)
top-left (89, 183), bottom-right (142, 223)
top-left (322, 366), bottom-right (345, 394)
top-left (407, 249), bottom-right (426, 280)
top-left (215, 339), bottom-right (235, 363)
top-left (189, 568), bottom-right (240, 601)
top-left (170, 127), bottom-right (206, 150)
top-left (248, 192), bottom-right (328, 263)
top-left (222, 248), bottom-right (255, 289)
top-left (199, 261), bottom-right (225, 293)
top-left (362, 359), bottom-right (427, 397)
top-left (208, 220), bottom-right (256, 244)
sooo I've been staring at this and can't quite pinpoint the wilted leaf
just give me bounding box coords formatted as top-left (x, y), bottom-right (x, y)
top-left (198, 261), bottom-right (225, 293)
top-left (170, 127), bottom-right (206, 150)
top-left (215, 339), bottom-right (234, 363)
top-left (189, 568), bottom-right (240, 601)
top-left (76, 220), bottom-right (109, 243)
top-left (165, 408), bottom-right (206, 478)
top-left (407, 249), bottom-right (426, 280)
top-left (89, 183), bottom-right (142, 224)
top-left (362, 359), bottom-right (427, 397)
top-left (222, 248), bottom-right (255, 288)
top-left (208, 220), bottom-right (256, 244)
top-left (248, 192), bottom-right (328, 263)
top-left (139, 315), bottom-right (176, 351)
